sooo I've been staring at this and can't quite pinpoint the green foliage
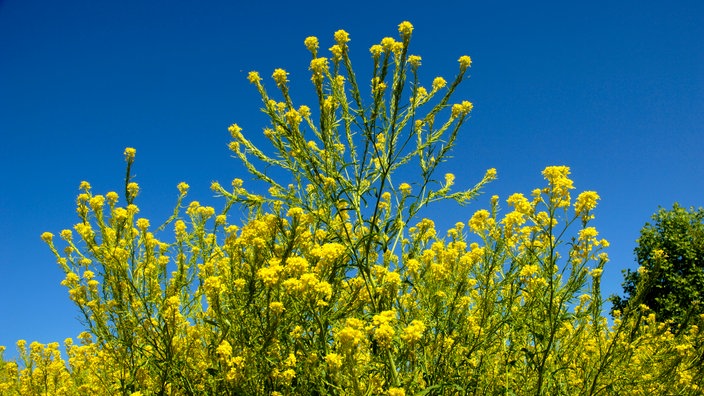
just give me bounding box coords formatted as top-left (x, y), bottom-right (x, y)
top-left (611, 203), bottom-right (704, 328)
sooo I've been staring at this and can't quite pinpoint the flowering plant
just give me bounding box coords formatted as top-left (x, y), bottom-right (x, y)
top-left (2, 22), bottom-right (702, 395)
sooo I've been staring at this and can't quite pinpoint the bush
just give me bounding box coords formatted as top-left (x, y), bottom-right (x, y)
top-left (611, 203), bottom-right (704, 330)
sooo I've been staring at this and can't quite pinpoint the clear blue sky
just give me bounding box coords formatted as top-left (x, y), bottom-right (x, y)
top-left (1, 0), bottom-right (702, 354)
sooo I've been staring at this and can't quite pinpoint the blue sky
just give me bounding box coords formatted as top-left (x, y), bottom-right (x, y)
top-left (1, 0), bottom-right (702, 354)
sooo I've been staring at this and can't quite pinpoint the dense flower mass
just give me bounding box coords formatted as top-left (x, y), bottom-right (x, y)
top-left (2, 22), bottom-right (702, 396)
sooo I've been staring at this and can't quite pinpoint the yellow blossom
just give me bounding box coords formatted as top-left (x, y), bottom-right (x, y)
top-left (329, 44), bottom-right (343, 61)
top-left (325, 353), bottom-right (343, 369)
top-left (59, 229), bottom-right (72, 240)
top-left (136, 218), bottom-right (150, 231)
top-left (257, 264), bottom-right (283, 287)
top-left (388, 388), bottom-right (406, 396)
top-left (398, 21), bottom-right (414, 39)
top-left (381, 37), bottom-right (397, 52)
top-left (507, 193), bottom-right (533, 215)
top-left (578, 226), bottom-right (599, 240)
top-left (269, 301), bottom-right (285, 314)
top-left (458, 55), bottom-right (472, 68)
top-left (298, 105), bottom-right (311, 118)
top-left (401, 320), bottom-right (426, 343)
top-left (575, 190), bottom-right (600, 218)
top-left (247, 71), bottom-right (261, 84)
top-left (520, 264), bottom-right (539, 277)
top-left (432, 77), bottom-right (447, 90)
top-left (309, 57), bottom-right (328, 83)
top-left (127, 182), bottom-right (139, 197)
top-left (469, 209), bottom-right (491, 233)
top-left (124, 147), bottom-right (136, 161)
top-left (272, 68), bottom-right (288, 86)
top-left (304, 36), bottom-right (319, 54)
top-left (106, 191), bottom-right (119, 205)
top-left (216, 340), bottom-right (232, 359)
top-left (399, 182), bottom-right (412, 195)
top-left (174, 182), bottom-right (189, 195)
top-left (542, 166), bottom-right (574, 207)
top-left (41, 232), bottom-right (54, 243)
top-left (334, 29), bottom-right (350, 45)
top-left (408, 55), bottom-right (422, 68)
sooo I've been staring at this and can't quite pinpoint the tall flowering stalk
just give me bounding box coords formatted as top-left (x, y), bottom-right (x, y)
top-left (224, 21), bottom-right (492, 292)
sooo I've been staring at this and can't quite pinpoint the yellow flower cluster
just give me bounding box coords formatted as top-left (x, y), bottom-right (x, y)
top-left (9, 22), bottom-right (702, 396)
top-left (542, 165), bottom-right (574, 207)
top-left (10, 163), bottom-right (701, 395)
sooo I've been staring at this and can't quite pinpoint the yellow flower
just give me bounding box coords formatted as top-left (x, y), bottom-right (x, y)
top-left (228, 123), bottom-right (243, 138)
top-left (127, 182), bottom-right (139, 197)
top-left (325, 353), bottom-right (343, 369)
top-left (520, 264), bottom-right (539, 277)
top-left (370, 44), bottom-right (383, 58)
top-left (89, 195), bottom-right (105, 210)
top-left (408, 55), bottom-right (422, 68)
top-left (41, 232), bottom-right (54, 243)
top-left (451, 100), bottom-right (473, 118)
top-left (398, 21), bottom-right (414, 39)
top-left (106, 191), bottom-right (119, 205)
top-left (304, 36), bottom-right (319, 53)
top-left (124, 147), bottom-right (136, 161)
top-left (313, 242), bottom-right (346, 263)
top-left (381, 37), bottom-right (397, 52)
top-left (315, 281), bottom-right (333, 301)
top-left (575, 191), bottom-right (600, 217)
top-left (285, 109), bottom-right (302, 126)
top-left (507, 193), bottom-right (533, 215)
top-left (334, 29), bottom-right (350, 45)
top-left (578, 226), bottom-right (599, 240)
top-left (269, 301), bottom-right (285, 314)
top-left (60, 229), bottom-right (72, 240)
top-left (373, 323), bottom-right (395, 348)
top-left (247, 71), bottom-right (261, 84)
top-left (309, 57), bottom-right (328, 82)
top-left (336, 318), bottom-right (365, 351)
top-left (469, 209), bottom-right (491, 233)
top-left (272, 68), bottom-right (288, 86)
top-left (257, 264), bottom-right (283, 287)
top-left (399, 182), bottom-right (412, 196)
top-left (135, 218), bottom-right (149, 231)
top-left (280, 368), bottom-right (296, 383)
top-left (414, 119), bottom-right (424, 131)
top-left (542, 166), bottom-right (574, 206)
top-left (432, 77), bottom-right (447, 90)
top-left (177, 182), bottom-right (190, 194)
top-left (458, 55), bottom-right (472, 69)
top-left (174, 220), bottom-right (187, 238)
top-left (401, 320), bottom-right (426, 343)
top-left (329, 44), bottom-right (343, 61)
top-left (298, 105), bottom-right (311, 118)
top-left (388, 388), bottom-right (406, 396)
top-left (451, 103), bottom-right (463, 118)
top-left (485, 168), bottom-right (497, 180)
top-left (216, 340), bottom-right (232, 359)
